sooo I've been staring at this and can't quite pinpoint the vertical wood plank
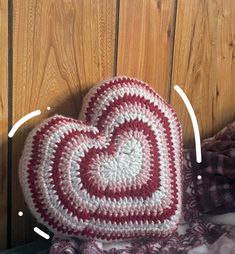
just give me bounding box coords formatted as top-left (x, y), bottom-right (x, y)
top-left (170, 0), bottom-right (235, 146)
top-left (12, 0), bottom-right (117, 246)
top-left (0, 0), bottom-right (8, 250)
top-left (117, 0), bottom-right (177, 100)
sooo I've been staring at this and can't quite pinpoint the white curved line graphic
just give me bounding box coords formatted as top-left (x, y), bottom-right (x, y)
top-left (174, 85), bottom-right (202, 163)
top-left (8, 110), bottom-right (41, 138)
top-left (33, 227), bottom-right (50, 239)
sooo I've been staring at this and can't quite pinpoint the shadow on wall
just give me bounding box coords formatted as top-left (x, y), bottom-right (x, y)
top-left (6, 81), bottom-right (96, 248)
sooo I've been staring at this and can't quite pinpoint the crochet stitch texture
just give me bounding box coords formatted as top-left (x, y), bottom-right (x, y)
top-left (19, 76), bottom-right (183, 241)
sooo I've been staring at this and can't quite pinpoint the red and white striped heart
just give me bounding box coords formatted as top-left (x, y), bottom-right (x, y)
top-left (19, 76), bottom-right (183, 241)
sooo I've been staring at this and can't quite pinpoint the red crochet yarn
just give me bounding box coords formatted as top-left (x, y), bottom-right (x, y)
top-left (19, 76), bottom-right (183, 241)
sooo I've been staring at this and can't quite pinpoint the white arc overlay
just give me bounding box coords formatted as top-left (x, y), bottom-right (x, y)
top-left (174, 85), bottom-right (202, 163)
top-left (33, 227), bottom-right (50, 240)
top-left (8, 110), bottom-right (41, 138)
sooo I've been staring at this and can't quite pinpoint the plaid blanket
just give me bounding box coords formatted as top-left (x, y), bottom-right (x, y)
top-left (50, 122), bottom-right (235, 254)
top-left (192, 122), bottom-right (235, 215)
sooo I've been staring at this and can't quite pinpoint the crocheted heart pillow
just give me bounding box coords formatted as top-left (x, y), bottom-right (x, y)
top-left (19, 76), bottom-right (183, 241)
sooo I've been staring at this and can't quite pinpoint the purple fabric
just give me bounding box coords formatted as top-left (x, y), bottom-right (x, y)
top-left (49, 238), bottom-right (79, 254)
top-left (192, 122), bottom-right (235, 215)
top-left (50, 122), bottom-right (235, 254)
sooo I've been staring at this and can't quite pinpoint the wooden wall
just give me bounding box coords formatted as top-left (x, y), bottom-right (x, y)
top-left (0, 0), bottom-right (235, 250)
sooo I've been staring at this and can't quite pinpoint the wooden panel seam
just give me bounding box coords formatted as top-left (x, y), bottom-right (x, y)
top-left (0, 0), bottom-right (8, 250)
top-left (117, 0), bottom-right (177, 101)
top-left (170, 0), bottom-right (235, 147)
top-left (113, 0), bottom-right (120, 76)
top-left (168, 0), bottom-right (178, 103)
top-left (7, 0), bottom-right (13, 249)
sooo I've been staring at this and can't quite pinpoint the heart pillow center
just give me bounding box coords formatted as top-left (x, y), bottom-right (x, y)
top-left (98, 137), bottom-right (143, 187)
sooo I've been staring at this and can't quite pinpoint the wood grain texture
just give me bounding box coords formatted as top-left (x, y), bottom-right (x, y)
top-left (170, 0), bottom-right (235, 147)
top-left (6, 0), bottom-right (235, 249)
top-left (0, 0), bottom-right (8, 250)
top-left (12, 0), bottom-right (117, 246)
top-left (117, 0), bottom-right (177, 100)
